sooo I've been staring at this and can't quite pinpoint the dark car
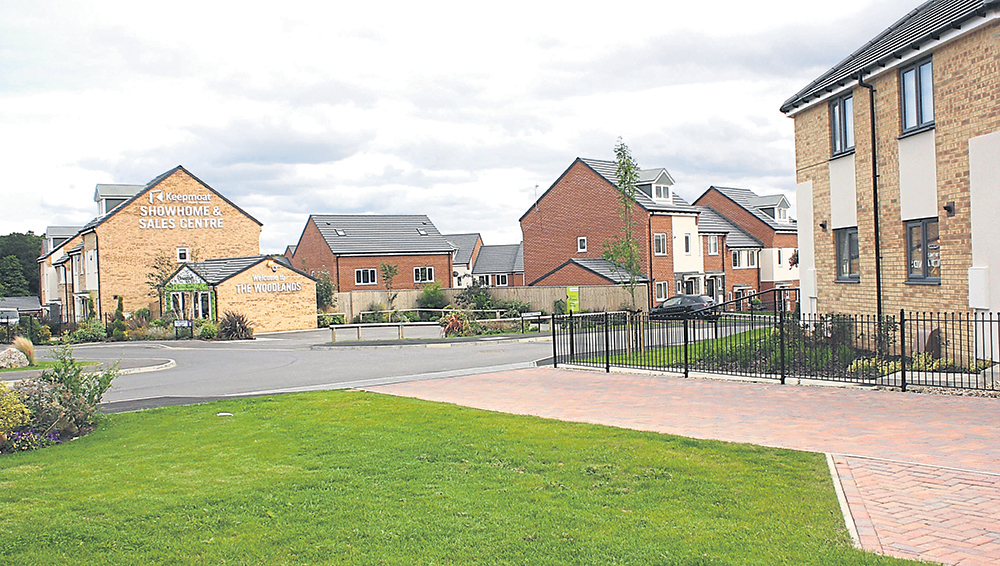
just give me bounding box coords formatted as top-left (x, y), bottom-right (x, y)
top-left (649, 295), bottom-right (719, 320)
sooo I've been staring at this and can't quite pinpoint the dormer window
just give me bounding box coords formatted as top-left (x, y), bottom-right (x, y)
top-left (654, 185), bottom-right (671, 200)
top-left (777, 207), bottom-right (788, 221)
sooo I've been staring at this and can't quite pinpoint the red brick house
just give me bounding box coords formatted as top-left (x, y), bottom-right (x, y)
top-left (470, 243), bottom-right (525, 287)
top-left (286, 215), bottom-right (454, 292)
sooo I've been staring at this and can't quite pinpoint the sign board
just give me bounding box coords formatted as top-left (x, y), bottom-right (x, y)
top-left (173, 319), bottom-right (194, 328)
top-left (521, 311), bottom-right (543, 318)
top-left (566, 287), bottom-right (580, 314)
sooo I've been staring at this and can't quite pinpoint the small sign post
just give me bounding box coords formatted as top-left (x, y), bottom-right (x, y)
top-left (173, 319), bottom-right (194, 339)
top-left (520, 311), bottom-right (543, 334)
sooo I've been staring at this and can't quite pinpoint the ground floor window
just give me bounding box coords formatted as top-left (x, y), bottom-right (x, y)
top-left (494, 274), bottom-right (508, 286)
top-left (655, 281), bottom-right (669, 301)
top-left (476, 275), bottom-right (490, 285)
top-left (835, 227), bottom-right (860, 281)
top-left (414, 266), bottom-right (434, 284)
top-left (194, 291), bottom-right (212, 319)
top-left (355, 268), bottom-right (377, 285)
top-left (675, 281), bottom-right (682, 294)
top-left (169, 291), bottom-right (185, 317)
top-left (907, 218), bottom-right (940, 282)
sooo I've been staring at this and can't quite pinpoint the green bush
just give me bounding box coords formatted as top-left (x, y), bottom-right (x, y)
top-left (0, 383), bottom-right (30, 437)
top-left (70, 318), bottom-right (107, 343)
top-left (317, 314), bottom-right (345, 327)
top-left (553, 299), bottom-right (567, 316)
top-left (109, 297), bottom-right (128, 341)
top-left (198, 323), bottom-right (218, 340)
top-left (455, 281), bottom-right (492, 311)
top-left (219, 311), bottom-right (254, 341)
top-left (131, 308), bottom-right (153, 327)
top-left (38, 325), bottom-right (51, 343)
top-left (41, 345), bottom-right (117, 407)
top-left (417, 282), bottom-right (449, 311)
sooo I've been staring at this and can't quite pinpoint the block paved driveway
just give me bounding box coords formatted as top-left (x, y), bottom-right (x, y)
top-left (367, 367), bottom-right (1000, 566)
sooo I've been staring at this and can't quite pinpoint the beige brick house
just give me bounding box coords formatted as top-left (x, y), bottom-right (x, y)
top-left (782, 0), bottom-right (1000, 317)
top-left (38, 166), bottom-right (262, 322)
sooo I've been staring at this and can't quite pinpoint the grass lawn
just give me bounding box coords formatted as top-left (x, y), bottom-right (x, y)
top-left (0, 392), bottom-right (918, 565)
top-left (0, 360), bottom-right (99, 374)
top-left (581, 327), bottom-right (775, 368)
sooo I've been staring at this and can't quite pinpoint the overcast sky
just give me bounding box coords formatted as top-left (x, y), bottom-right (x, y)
top-left (0, 0), bottom-right (919, 253)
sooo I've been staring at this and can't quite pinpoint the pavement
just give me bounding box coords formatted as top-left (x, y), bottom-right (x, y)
top-left (367, 366), bottom-right (1000, 566)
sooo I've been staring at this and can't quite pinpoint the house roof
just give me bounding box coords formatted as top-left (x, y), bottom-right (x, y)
top-left (284, 245), bottom-right (296, 256)
top-left (66, 244), bottom-right (84, 254)
top-left (310, 214), bottom-right (454, 255)
top-left (748, 195), bottom-right (788, 209)
top-left (513, 242), bottom-right (524, 273)
top-left (781, 0), bottom-right (1000, 114)
top-left (580, 159), bottom-right (697, 213)
top-left (472, 243), bottom-right (523, 275)
top-left (0, 296), bottom-right (43, 312)
top-left (638, 167), bottom-right (676, 186)
top-left (443, 233), bottom-right (482, 265)
top-left (570, 258), bottom-right (650, 284)
top-left (702, 186), bottom-right (797, 233)
top-left (178, 255), bottom-right (314, 286)
top-left (94, 184), bottom-right (144, 202)
top-left (695, 206), bottom-right (763, 249)
top-left (45, 226), bottom-right (83, 239)
top-left (52, 254), bottom-right (71, 266)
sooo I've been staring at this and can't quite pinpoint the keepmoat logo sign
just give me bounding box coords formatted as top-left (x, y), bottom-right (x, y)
top-left (138, 191), bottom-right (225, 229)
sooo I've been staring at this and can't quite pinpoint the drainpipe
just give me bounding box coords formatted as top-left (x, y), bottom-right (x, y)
top-left (858, 72), bottom-right (884, 323)
top-left (648, 213), bottom-right (654, 308)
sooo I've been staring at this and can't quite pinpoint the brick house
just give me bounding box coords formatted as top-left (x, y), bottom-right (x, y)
top-left (443, 233), bottom-right (483, 288)
top-left (287, 215), bottom-right (454, 292)
top-left (471, 243), bottom-right (525, 287)
top-left (694, 205), bottom-right (764, 303)
top-left (693, 186), bottom-right (799, 296)
top-left (781, 0), bottom-right (1000, 317)
top-left (37, 166), bottom-right (263, 322)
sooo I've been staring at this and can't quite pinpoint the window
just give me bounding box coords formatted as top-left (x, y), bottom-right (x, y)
top-left (477, 275), bottom-right (490, 285)
top-left (176, 247), bottom-right (189, 262)
top-left (748, 251), bottom-right (756, 267)
top-left (169, 292), bottom-right (185, 316)
top-left (355, 268), bottom-right (377, 285)
top-left (777, 207), bottom-right (788, 221)
top-left (708, 236), bottom-right (719, 255)
top-left (675, 281), bottom-right (682, 294)
top-left (906, 218), bottom-right (940, 282)
top-left (194, 292), bottom-right (212, 319)
top-left (414, 266), bottom-right (434, 283)
top-left (830, 93), bottom-right (854, 155)
top-left (901, 59), bottom-right (934, 132)
top-left (777, 249), bottom-right (783, 265)
top-left (684, 234), bottom-right (691, 255)
top-left (732, 250), bottom-right (741, 268)
top-left (655, 281), bottom-right (669, 301)
top-left (494, 274), bottom-right (508, 286)
top-left (653, 233), bottom-right (667, 256)
top-left (577, 237), bottom-right (587, 252)
top-left (835, 228), bottom-right (860, 281)
top-left (654, 185), bottom-right (670, 200)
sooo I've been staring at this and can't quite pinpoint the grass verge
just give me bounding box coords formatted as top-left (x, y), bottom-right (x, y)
top-left (0, 360), bottom-right (99, 374)
top-left (0, 391), bottom-right (917, 565)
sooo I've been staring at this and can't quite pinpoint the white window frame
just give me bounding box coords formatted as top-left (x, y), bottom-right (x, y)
top-left (732, 250), bottom-right (742, 268)
top-left (477, 275), bottom-right (490, 286)
top-left (675, 281), bottom-right (682, 294)
top-left (414, 266), bottom-right (434, 284)
top-left (748, 250), bottom-right (757, 268)
top-left (708, 236), bottom-right (719, 255)
top-left (777, 208), bottom-right (787, 221)
top-left (684, 234), bottom-right (692, 255)
top-left (355, 268), bottom-right (377, 286)
top-left (654, 185), bottom-right (670, 200)
top-left (653, 233), bottom-right (667, 256)
top-left (169, 291), bottom-right (185, 316)
top-left (494, 274), bottom-right (509, 287)
top-left (194, 291), bottom-right (212, 319)
top-left (577, 237), bottom-right (587, 253)
top-left (176, 247), bottom-right (190, 262)
top-left (654, 281), bottom-right (669, 301)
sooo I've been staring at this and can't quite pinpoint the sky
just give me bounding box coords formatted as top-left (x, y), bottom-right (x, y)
top-left (0, 0), bottom-right (920, 253)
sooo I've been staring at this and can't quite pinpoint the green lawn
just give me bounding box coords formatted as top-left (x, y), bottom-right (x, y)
top-left (0, 360), bottom-right (99, 374)
top-left (0, 392), bottom-right (917, 565)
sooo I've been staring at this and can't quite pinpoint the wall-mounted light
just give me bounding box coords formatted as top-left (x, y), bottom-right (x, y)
top-left (819, 220), bottom-right (828, 231)
top-left (943, 201), bottom-right (956, 217)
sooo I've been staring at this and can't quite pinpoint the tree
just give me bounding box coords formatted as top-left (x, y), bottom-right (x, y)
top-left (145, 251), bottom-right (177, 315)
top-left (379, 262), bottom-right (400, 314)
top-left (0, 255), bottom-right (29, 297)
top-left (316, 270), bottom-right (336, 311)
top-left (109, 297), bottom-right (127, 341)
top-left (601, 138), bottom-right (644, 310)
top-left (0, 232), bottom-right (43, 296)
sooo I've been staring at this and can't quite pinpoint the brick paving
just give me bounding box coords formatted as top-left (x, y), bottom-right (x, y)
top-left (368, 367), bottom-right (1000, 565)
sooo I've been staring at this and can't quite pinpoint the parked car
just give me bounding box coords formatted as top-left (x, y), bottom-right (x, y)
top-left (649, 295), bottom-right (719, 320)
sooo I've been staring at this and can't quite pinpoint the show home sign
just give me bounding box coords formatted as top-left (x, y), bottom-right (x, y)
top-left (235, 273), bottom-right (303, 295)
top-left (138, 190), bottom-right (227, 230)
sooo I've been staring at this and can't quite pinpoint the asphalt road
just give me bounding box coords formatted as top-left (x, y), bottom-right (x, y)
top-left (32, 329), bottom-right (553, 412)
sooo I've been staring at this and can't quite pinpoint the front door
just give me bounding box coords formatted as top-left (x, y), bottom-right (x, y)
top-left (684, 279), bottom-right (695, 294)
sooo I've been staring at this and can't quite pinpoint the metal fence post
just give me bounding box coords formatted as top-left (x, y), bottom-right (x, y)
top-left (604, 311), bottom-right (610, 373)
top-left (779, 289), bottom-right (786, 385)
top-left (568, 311), bottom-right (575, 362)
top-left (683, 318), bottom-right (689, 378)
top-left (551, 314), bottom-right (557, 368)
top-left (899, 309), bottom-right (907, 392)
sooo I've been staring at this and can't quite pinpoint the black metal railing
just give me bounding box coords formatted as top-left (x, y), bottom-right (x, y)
top-left (551, 289), bottom-right (1000, 392)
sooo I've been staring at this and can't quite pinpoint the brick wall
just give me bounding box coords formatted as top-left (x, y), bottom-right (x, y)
top-left (96, 169), bottom-right (262, 316)
top-left (695, 189), bottom-right (794, 248)
top-left (533, 262), bottom-right (614, 287)
top-left (795, 20), bottom-right (999, 315)
top-left (214, 262), bottom-right (317, 333)
top-left (336, 254), bottom-right (452, 293)
top-left (290, 218), bottom-right (337, 278)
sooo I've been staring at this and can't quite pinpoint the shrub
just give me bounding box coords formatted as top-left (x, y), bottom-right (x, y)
top-left (496, 299), bottom-right (530, 318)
top-left (316, 270), bottom-right (336, 311)
top-left (455, 281), bottom-right (493, 311)
top-left (130, 326), bottom-right (172, 341)
top-left (553, 299), bottom-right (567, 316)
top-left (70, 318), bottom-right (106, 343)
top-left (131, 308), bottom-right (153, 327)
top-left (198, 323), bottom-right (218, 340)
top-left (0, 383), bottom-right (30, 437)
top-left (417, 282), bottom-right (449, 311)
top-left (5, 429), bottom-right (59, 452)
top-left (441, 310), bottom-right (471, 337)
top-left (109, 297), bottom-right (127, 341)
top-left (40, 345), bottom-right (117, 407)
top-left (12, 336), bottom-right (34, 365)
top-left (317, 313), bottom-right (345, 327)
top-left (38, 325), bottom-right (51, 343)
top-left (219, 311), bottom-right (254, 340)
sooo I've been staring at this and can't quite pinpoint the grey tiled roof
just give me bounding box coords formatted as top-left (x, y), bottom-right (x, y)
top-left (0, 296), bottom-right (43, 312)
top-left (182, 255), bottom-right (313, 285)
top-left (513, 242), bottom-right (523, 273)
top-left (66, 244), bottom-right (84, 254)
top-left (443, 233), bottom-right (481, 265)
top-left (695, 207), bottom-right (762, 249)
top-left (572, 258), bottom-right (649, 284)
top-left (705, 187), bottom-right (797, 232)
top-left (52, 254), bottom-right (71, 266)
top-left (94, 184), bottom-right (144, 201)
top-left (45, 226), bottom-right (83, 239)
top-left (748, 195), bottom-right (787, 209)
top-left (472, 244), bottom-right (523, 275)
top-left (579, 159), bottom-right (697, 213)
top-left (312, 215), bottom-right (454, 255)
top-left (781, 0), bottom-right (1000, 113)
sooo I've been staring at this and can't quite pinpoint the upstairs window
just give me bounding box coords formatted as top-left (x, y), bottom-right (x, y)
top-left (835, 228), bottom-right (860, 281)
top-left (907, 218), bottom-right (940, 282)
top-left (732, 250), bottom-right (741, 268)
top-left (176, 247), bottom-right (190, 262)
top-left (901, 59), bottom-right (934, 132)
top-left (708, 236), bottom-right (719, 255)
top-left (684, 234), bottom-right (691, 255)
top-left (654, 185), bottom-right (670, 200)
top-left (577, 237), bottom-right (587, 253)
top-left (653, 233), bottom-right (667, 256)
top-left (414, 266), bottom-right (435, 283)
top-left (355, 268), bottom-right (377, 285)
top-left (747, 250), bottom-right (757, 267)
top-left (830, 93), bottom-right (854, 155)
